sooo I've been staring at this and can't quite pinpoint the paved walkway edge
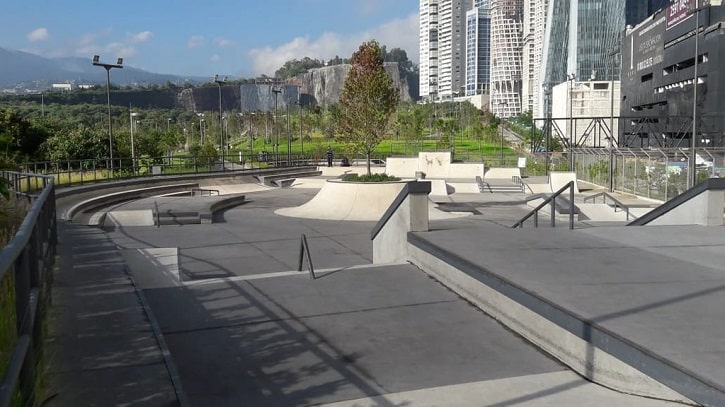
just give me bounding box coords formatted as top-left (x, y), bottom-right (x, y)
top-left (126, 271), bottom-right (190, 407)
top-left (406, 233), bottom-right (698, 405)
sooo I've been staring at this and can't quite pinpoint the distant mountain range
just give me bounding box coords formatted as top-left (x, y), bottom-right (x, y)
top-left (0, 47), bottom-right (206, 91)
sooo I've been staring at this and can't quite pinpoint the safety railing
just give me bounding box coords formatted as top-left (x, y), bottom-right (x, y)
top-left (0, 172), bottom-right (57, 407)
top-left (583, 191), bottom-right (635, 221)
top-left (297, 234), bottom-right (316, 279)
top-left (511, 175), bottom-right (533, 194)
top-left (512, 181), bottom-right (576, 229)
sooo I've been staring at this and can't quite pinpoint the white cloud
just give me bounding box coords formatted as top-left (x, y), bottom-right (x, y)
top-left (130, 31), bottom-right (153, 43)
top-left (210, 54), bottom-right (221, 63)
top-left (248, 12), bottom-right (419, 76)
top-left (357, 0), bottom-right (381, 15)
top-left (188, 35), bottom-right (204, 48)
top-left (27, 28), bottom-right (49, 42)
top-left (214, 37), bottom-right (234, 48)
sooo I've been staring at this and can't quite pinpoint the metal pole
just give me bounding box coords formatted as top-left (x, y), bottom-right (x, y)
top-left (287, 103), bottom-right (291, 166)
top-left (690, 1), bottom-right (700, 189)
top-left (105, 68), bottom-right (113, 173)
top-left (299, 103), bottom-right (304, 155)
top-left (609, 57), bottom-right (615, 192)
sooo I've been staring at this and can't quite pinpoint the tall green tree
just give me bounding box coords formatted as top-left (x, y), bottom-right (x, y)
top-left (336, 40), bottom-right (400, 175)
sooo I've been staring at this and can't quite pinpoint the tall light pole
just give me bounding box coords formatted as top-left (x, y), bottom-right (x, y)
top-left (214, 75), bottom-right (227, 170)
top-left (689, 0), bottom-right (707, 188)
top-left (272, 84), bottom-right (283, 165)
top-left (498, 102), bottom-right (508, 166)
top-left (130, 112), bottom-right (139, 174)
top-left (92, 55), bottom-right (123, 173)
top-left (297, 101), bottom-right (304, 156)
top-left (567, 73), bottom-right (576, 171)
top-left (607, 44), bottom-right (621, 192)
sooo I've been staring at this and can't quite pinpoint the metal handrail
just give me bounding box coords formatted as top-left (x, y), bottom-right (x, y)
top-left (297, 234), bottom-right (316, 279)
top-left (583, 191), bottom-right (633, 221)
top-left (0, 172), bottom-right (56, 407)
top-left (512, 181), bottom-right (576, 229)
top-left (511, 175), bottom-right (533, 194)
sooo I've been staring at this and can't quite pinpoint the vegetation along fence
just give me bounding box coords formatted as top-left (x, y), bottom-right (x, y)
top-left (0, 172), bottom-right (57, 407)
top-left (524, 147), bottom-right (725, 201)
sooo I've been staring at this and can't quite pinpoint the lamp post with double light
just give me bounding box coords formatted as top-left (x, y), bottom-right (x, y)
top-left (567, 73), bottom-right (576, 171)
top-left (214, 75), bottom-right (227, 170)
top-left (130, 112), bottom-right (139, 174)
top-left (92, 55), bottom-right (123, 173)
top-left (498, 101), bottom-right (508, 166)
top-left (272, 84), bottom-right (283, 165)
top-left (688, 0), bottom-right (708, 188)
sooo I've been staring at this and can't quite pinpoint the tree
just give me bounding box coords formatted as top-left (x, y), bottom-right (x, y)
top-left (336, 40), bottom-right (400, 175)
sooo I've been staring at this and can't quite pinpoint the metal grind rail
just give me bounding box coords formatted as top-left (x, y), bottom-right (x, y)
top-left (583, 191), bottom-right (636, 221)
top-left (512, 181), bottom-right (576, 229)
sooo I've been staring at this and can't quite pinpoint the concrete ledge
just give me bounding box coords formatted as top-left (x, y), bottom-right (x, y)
top-left (63, 183), bottom-right (198, 221)
top-left (407, 233), bottom-right (696, 405)
top-left (200, 194), bottom-right (246, 223)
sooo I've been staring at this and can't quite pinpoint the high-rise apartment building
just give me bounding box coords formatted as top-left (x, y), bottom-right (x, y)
top-left (490, 0), bottom-right (523, 118)
top-left (420, 0), bottom-right (467, 101)
top-left (419, 0), bottom-right (439, 100)
top-left (465, 0), bottom-right (491, 96)
top-left (521, 0), bottom-right (548, 115)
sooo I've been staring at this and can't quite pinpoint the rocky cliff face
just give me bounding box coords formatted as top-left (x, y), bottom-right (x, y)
top-left (165, 62), bottom-right (419, 112)
top-left (295, 62), bottom-right (415, 107)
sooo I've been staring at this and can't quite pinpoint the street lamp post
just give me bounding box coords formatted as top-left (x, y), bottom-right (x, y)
top-left (214, 75), bottom-right (227, 170)
top-left (92, 55), bottom-right (123, 173)
top-left (689, 0), bottom-right (707, 188)
top-left (130, 112), bottom-right (139, 174)
top-left (607, 45), bottom-right (621, 192)
top-left (297, 101), bottom-right (304, 156)
top-left (567, 73), bottom-right (576, 171)
top-left (272, 84), bottom-right (283, 166)
top-left (498, 102), bottom-right (508, 166)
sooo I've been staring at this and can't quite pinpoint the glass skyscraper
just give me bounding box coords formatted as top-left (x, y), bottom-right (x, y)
top-left (539, 0), bottom-right (666, 118)
top-left (465, 1), bottom-right (491, 96)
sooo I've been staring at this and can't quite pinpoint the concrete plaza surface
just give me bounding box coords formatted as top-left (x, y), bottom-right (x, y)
top-left (45, 180), bottom-right (690, 406)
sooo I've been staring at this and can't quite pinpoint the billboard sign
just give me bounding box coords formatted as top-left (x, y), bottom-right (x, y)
top-left (667, 0), bottom-right (694, 30)
top-left (628, 14), bottom-right (666, 74)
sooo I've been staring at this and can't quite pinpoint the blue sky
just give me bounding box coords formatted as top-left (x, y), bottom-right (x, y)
top-left (0, 0), bottom-right (419, 78)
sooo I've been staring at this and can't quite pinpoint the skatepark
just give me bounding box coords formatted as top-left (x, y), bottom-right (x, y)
top-left (42, 154), bottom-right (725, 406)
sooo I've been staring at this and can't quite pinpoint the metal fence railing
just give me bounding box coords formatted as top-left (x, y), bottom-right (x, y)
top-left (18, 153), bottom-right (311, 189)
top-left (523, 147), bottom-right (725, 201)
top-left (0, 172), bottom-right (57, 407)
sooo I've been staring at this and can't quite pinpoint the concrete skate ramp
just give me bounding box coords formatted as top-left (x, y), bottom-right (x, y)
top-left (276, 180), bottom-right (406, 221)
top-left (549, 172), bottom-right (580, 193)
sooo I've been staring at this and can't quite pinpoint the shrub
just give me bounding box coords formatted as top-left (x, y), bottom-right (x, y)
top-left (342, 173), bottom-right (400, 182)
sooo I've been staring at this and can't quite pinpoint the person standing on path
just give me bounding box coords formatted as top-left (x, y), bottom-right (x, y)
top-left (326, 146), bottom-right (334, 167)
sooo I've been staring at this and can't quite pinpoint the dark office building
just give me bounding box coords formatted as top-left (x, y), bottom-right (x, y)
top-left (620, 3), bottom-right (725, 148)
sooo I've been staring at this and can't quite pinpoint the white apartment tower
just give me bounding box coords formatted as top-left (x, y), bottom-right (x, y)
top-left (420, 0), bottom-right (466, 100)
top-left (521, 0), bottom-right (548, 115)
top-left (490, 0), bottom-right (523, 118)
top-left (419, 0), bottom-right (439, 100)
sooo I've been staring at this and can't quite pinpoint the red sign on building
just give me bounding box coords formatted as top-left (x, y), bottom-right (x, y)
top-left (667, 0), bottom-right (694, 30)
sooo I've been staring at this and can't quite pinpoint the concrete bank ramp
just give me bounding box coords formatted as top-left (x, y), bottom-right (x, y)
top-left (275, 180), bottom-right (406, 221)
top-left (276, 180), bottom-right (469, 221)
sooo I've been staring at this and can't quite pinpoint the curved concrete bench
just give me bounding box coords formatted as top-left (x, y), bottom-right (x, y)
top-left (62, 183), bottom-right (198, 221)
